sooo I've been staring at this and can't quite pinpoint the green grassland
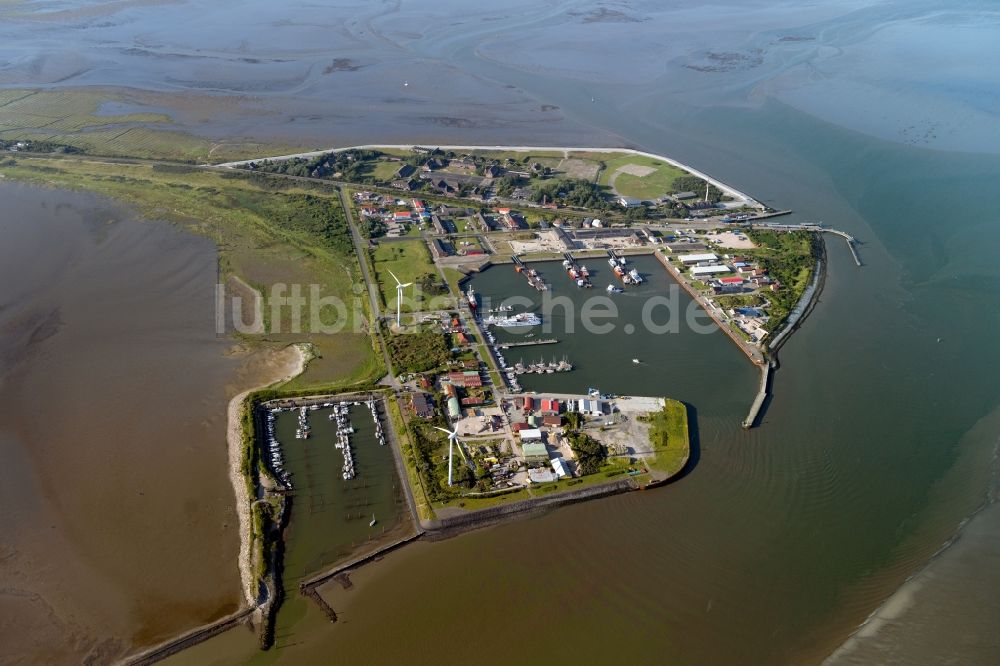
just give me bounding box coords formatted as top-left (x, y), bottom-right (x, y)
top-left (741, 229), bottom-right (820, 331)
top-left (0, 155), bottom-right (379, 388)
top-left (371, 240), bottom-right (439, 313)
top-left (598, 153), bottom-right (692, 200)
top-left (640, 399), bottom-right (691, 478)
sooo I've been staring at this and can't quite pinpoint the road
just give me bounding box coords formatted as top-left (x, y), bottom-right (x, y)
top-left (337, 186), bottom-right (398, 388)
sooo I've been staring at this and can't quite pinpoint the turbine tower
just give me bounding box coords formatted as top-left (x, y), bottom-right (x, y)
top-left (387, 269), bottom-right (413, 327)
top-left (434, 426), bottom-right (461, 486)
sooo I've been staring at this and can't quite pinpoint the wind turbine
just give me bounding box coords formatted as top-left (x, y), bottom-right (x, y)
top-left (387, 269), bottom-right (412, 327)
top-left (434, 426), bottom-right (461, 486)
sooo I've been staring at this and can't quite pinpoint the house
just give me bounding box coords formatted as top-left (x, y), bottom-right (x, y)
top-left (673, 191), bottom-right (697, 200)
top-left (461, 396), bottom-right (485, 406)
top-left (422, 158), bottom-right (445, 172)
top-left (542, 414), bottom-right (562, 427)
top-left (484, 164), bottom-right (504, 178)
top-left (452, 157), bottom-right (477, 172)
top-left (618, 196), bottom-right (642, 208)
top-left (410, 393), bottom-right (434, 418)
top-left (577, 399), bottom-right (605, 416)
top-left (511, 422), bottom-right (530, 433)
top-left (446, 396), bottom-right (461, 420)
top-left (447, 370), bottom-right (482, 388)
top-left (718, 276), bottom-right (744, 286)
top-left (522, 396), bottom-right (534, 411)
top-left (539, 398), bottom-right (560, 414)
top-left (391, 178), bottom-right (417, 191)
top-left (395, 164), bottom-right (415, 178)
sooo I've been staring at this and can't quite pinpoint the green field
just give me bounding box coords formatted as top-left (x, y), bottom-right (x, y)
top-left (641, 399), bottom-right (691, 478)
top-left (367, 159), bottom-right (404, 182)
top-left (371, 240), bottom-right (439, 313)
top-left (598, 154), bottom-right (693, 200)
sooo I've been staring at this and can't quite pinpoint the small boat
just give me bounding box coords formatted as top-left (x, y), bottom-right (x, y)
top-left (369, 514), bottom-right (377, 527)
top-left (632, 358), bottom-right (640, 364)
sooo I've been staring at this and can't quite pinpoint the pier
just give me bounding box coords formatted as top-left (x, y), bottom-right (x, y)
top-left (497, 338), bottom-right (558, 348)
top-left (742, 363), bottom-right (771, 429)
top-left (823, 229), bottom-right (862, 266)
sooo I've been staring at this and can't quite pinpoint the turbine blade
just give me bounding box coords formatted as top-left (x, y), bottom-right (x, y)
top-left (388, 269), bottom-right (401, 286)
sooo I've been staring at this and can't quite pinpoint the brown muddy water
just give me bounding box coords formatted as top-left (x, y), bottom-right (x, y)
top-left (0, 182), bottom-right (245, 664)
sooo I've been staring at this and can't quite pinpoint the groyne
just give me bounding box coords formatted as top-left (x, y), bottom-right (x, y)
top-left (123, 608), bottom-right (256, 666)
top-left (300, 532), bottom-right (425, 593)
top-left (742, 363), bottom-right (772, 429)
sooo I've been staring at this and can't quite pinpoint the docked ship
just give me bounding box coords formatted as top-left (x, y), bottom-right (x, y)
top-left (466, 284), bottom-right (477, 310)
top-left (483, 312), bottom-right (542, 328)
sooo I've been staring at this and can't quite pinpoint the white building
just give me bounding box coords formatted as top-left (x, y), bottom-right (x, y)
top-left (679, 252), bottom-right (718, 264)
top-left (519, 428), bottom-right (543, 441)
top-left (691, 264), bottom-right (732, 276)
top-left (551, 457), bottom-right (570, 479)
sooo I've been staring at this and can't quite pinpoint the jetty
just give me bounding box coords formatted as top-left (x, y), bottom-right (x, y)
top-left (512, 255), bottom-right (548, 291)
top-left (742, 363), bottom-right (771, 429)
top-left (497, 338), bottom-right (558, 348)
top-left (823, 228), bottom-right (862, 266)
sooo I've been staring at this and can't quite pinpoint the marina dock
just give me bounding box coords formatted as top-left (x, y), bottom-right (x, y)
top-left (497, 338), bottom-right (558, 348)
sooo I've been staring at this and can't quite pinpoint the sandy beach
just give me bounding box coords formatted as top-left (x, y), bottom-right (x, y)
top-left (227, 344), bottom-right (307, 605)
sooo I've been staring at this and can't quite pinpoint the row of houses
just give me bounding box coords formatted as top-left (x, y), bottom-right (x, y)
top-left (354, 192), bottom-right (432, 237)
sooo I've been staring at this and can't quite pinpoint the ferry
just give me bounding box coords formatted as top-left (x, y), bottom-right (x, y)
top-left (483, 312), bottom-right (542, 328)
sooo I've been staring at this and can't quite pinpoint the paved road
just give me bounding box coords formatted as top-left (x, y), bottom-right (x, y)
top-left (337, 186), bottom-right (398, 388)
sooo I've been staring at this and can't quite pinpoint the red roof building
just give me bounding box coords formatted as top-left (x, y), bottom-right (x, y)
top-left (523, 396), bottom-right (534, 411)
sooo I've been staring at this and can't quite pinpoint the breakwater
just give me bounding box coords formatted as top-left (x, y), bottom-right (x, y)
top-left (741, 363), bottom-right (772, 429)
top-left (123, 608), bottom-right (256, 666)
